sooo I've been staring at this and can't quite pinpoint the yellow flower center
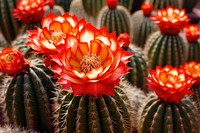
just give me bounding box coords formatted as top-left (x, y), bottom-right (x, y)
top-left (51, 31), bottom-right (66, 45)
top-left (4, 54), bottom-right (14, 63)
top-left (80, 53), bottom-right (101, 73)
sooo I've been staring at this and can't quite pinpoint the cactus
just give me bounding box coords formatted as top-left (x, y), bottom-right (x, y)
top-left (131, 3), bottom-right (158, 48)
top-left (0, 32), bottom-right (8, 49)
top-left (137, 94), bottom-right (199, 133)
top-left (118, 0), bottom-right (133, 11)
top-left (0, 0), bottom-right (20, 43)
top-left (97, 1), bottom-right (131, 37)
top-left (189, 85), bottom-right (200, 113)
top-left (54, 87), bottom-right (131, 133)
top-left (182, 0), bottom-right (198, 12)
top-left (0, 125), bottom-right (37, 133)
top-left (82, 0), bottom-right (106, 17)
top-left (144, 0), bottom-right (182, 10)
top-left (55, 0), bottom-right (73, 12)
top-left (187, 40), bottom-right (200, 62)
top-left (3, 58), bottom-right (56, 132)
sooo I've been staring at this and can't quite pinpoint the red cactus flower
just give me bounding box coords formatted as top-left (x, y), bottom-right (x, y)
top-left (141, 3), bottom-right (154, 17)
top-left (46, 0), bottom-right (55, 8)
top-left (0, 48), bottom-right (28, 76)
top-left (184, 25), bottom-right (200, 43)
top-left (12, 0), bottom-right (46, 24)
top-left (107, 0), bottom-right (118, 9)
top-left (51, 24), bottom-right (132, 97)
top-left (180, 61), bottom-right (200, 85)
top-left (147, 65), bottom-right (195, 103)
top-left (26, 13), bottom-right (86, 55)
top-left (151, 6), bottom-right (189, 35)
top-left (117, 33), bottom-right (130, 49)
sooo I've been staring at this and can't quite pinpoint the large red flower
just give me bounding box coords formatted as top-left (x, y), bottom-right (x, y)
top-left (151, 6), bottom-right (189, 35)
top-left (26, 13), bottom-right (86, 55)
top-left (180, 61), bottom-right (200, 85)
top-left (147, 65), bottom-right (195, 103)
top-left (184, 25), bottom-right (200, 43)
top-left (12, 0), bottom-right (46, 24)
top-left (0, 48), bottom-right (28, 76)
top-left (51, 24), bottom-right (132, 97)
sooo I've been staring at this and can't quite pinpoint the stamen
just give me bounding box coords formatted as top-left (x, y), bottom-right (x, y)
top-left (51, 31), bottom-right (66, 45)
top-left (4, 54), bottom-right (14, 63)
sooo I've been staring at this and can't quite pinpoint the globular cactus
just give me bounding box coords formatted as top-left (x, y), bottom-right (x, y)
top-left (145, 0), bottom-right (182, 10)
top-left (184, 25), bottom-right (200, 62)
top-left (54, 87), bottom-right (131, 133)
top-left (182, 0), bottom-right (198, 12)
top-left (131, 3), bottom-right (158, 48)
top-left (0, 125), bottom-right (38, 133)
top-left (144, 7), bottom-right (188, 69)
top-left (138, 65), bottom-right (199, 133)
top-left (82, 0), bottom-right (106, 17)
top-left (118, 0), bottom-right (133, 12)
top-left (97, 0), bottom-right (131, 37)
top-left (0, 0), bottom-right (20, 43)
top-left (55, 0), bottom-right (73, 12)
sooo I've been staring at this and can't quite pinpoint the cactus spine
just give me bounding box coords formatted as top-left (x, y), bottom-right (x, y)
top-left (144, 31), bottom-right (186, 69)
top-left (189, 85), bottom-right (200, 114)
top-left (138, 94), bottom-right (199, 133)
top-left (4, 59), bottom-right (56, 132)
top-left (54, 87), bottom-right (131, 133)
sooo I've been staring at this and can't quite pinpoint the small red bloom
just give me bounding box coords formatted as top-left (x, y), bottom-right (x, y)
top-left (151, 6), bottom-right (189, 35)
top-left (0, 48), bottom-right (28, 76)
top-left (117, 33), bottom-right (130, 49)
top-left (107, 0), bottom-right (118, 9)
top-left (184, 25), bottom-right (200, 43)
top-left (12, 0), bottom-right (46, 24)
top-left (180, 61), bottom-right (200, 85)
top-left (147, 65), bottom-right (195, 103)
top-left (141, 3), bottom-right (154, 17)
top-left (46, 0), bottom-right (55, 8)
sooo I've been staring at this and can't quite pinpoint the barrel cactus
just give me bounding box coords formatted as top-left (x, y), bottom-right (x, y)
top-left (0, 48), bottom-right (56, 132)
top-left (183, 25), bottom-right (200, 62)
top-left (144, 7), bottom-right (188, 69)
top-left (97, 0), bottom-right (131, 37)
top-left (145, 0), bottom-right (182, 10)
top-left (138, 65), bottom-right (199, 133)
top-left (131, 3), bottom-right (158, 48)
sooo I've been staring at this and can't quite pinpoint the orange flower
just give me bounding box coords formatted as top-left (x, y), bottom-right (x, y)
top-left (151, 6), bottom-right (189, 35)
top-left (0, 48), bottom-right (28, 76)
top-left (117, 33), bottom-right (130, 49)
top-left (26, 13), bottom-right (86, 55)
top-left (180, 61), bottom-right (200, 85)
top-left (184, 25), bottom-right (200, 43)
top-left (141, 3), bottom-right (154, 17)
top-left (51, 24), bottom-right (132, 97)
top-left (12, 0), bottom-right (46, 24)
top-left (147, 65), bottom-right (195, 103)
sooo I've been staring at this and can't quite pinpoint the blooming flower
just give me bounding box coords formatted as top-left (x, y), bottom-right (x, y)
top-left (51, 24), bottom-right (132, 97)
top-left (184, 25), bottom-right (200, 43)
top-left (12, 0), bottom-right (46, 24)
top-left (151, 6), bottom-right (189, 35)
top-left (0, 48), bottom-right (28, 76)
top-left (117, 33), bottom-right (130, 50)
top-left (180, 61), bottom-right (200, 85)
top-left (141, 3), bottom-right (154, 17)
top-left (147, 65), bottom-right (195, 103)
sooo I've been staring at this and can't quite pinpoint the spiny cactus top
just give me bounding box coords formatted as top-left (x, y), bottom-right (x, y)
top-left (12, 0), bottom-right (46, 24)
top-left (151, 6), bottom-right (189, 35)
top-left (141, 3), bottom-right (154, 17)
top-left (147, 65), bottom-right (195, 103)
top-left (107, 0), bottom-right (118, 9)
top-left (0, 48), bottom-right (28, 76)
top-left (180, 61), bottom-right (200, 85)
top-left (184, 24), bottom-right (200, 43)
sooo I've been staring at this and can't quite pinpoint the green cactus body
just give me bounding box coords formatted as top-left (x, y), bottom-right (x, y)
top-left (145, 0), bottom-right (182, 10)
top-left (124, 46), bottom-right (149, 93)
top-left (144, 31), bottom-right (186, 69)
top-left (118, 0), bottom-right (133, 11)
top-left (0, 0), bottom-right (20, 43)
top-left (131, 11), bottom-right (158, 48)
top-left (97, 5), bottom-right (131, 37)
top-left (182, 0), bottom-right (198, 12)
top-left (190, 85), bottom-right (200, 113)
top-left (138, 94), bottom-right (199, 133)
top-left (187, 40), bottom-right (200, 62)
top-left (55, 0), bottom-right (73, 12)
top-left (5, 59), bottom-right (56, 132)
top-left (54, 87), bottom-right (131, 133)
top-left (82, 0), bottom-right (106, 17)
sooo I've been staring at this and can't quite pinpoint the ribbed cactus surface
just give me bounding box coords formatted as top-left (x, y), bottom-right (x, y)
top-left (54, 87), bottom-right (131, 133)
top-left (118, 0), bottom-right (133, 11)
top-left (187, 40), bottom-right (200, 62)
top-left (5, 59), bottom-right (56, 132)
top-left (131, 11), bottom-right (158, 48)
top-left (97, 5), bottom-right (131, 37)
top-left (138, 94), bottom-right (199, 133)
top-left (144, 31), bottom-right (186, 69)
top-left (190, 85), bottom-right (200, 113)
